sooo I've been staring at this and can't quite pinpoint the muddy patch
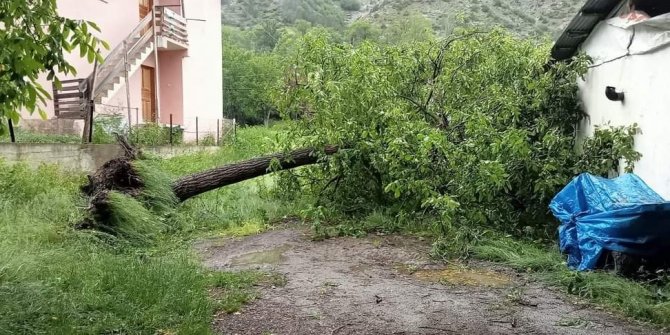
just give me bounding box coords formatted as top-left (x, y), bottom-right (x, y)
top-left (230, 245), bottom-right (291, 267)
top-left (197, 228), bottom-right (661, 335)
top-left (413, 266), bottom-right (511, 288)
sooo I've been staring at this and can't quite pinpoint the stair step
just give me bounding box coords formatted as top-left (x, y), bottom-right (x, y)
top-left (94, 39), bottom-right (154, 105)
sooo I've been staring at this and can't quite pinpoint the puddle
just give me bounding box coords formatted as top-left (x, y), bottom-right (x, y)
top-left (413, 265), bottom-right (511, 288)
top-left (231, 245), bottom-right (291, 266)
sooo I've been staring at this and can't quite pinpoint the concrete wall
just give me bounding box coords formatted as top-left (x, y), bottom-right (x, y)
top-left (578, 13), bottom-right (670, 198)
top-left (0, 144), bottom-right (218, 172)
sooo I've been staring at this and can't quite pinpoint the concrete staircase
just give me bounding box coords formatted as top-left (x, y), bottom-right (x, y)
top-left (91, 13), bottom-right (155, 105)
top-left (93, 40), bottom-right (154, 105)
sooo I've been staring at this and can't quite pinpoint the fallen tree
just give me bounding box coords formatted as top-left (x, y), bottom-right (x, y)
top-left (172, 145), bottom-right (338, 202)
top-left (78, 136), bottom-right (338, 233)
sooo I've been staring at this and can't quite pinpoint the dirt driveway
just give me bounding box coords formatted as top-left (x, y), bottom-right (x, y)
top-left (195, 227), bottom-right (661, 335)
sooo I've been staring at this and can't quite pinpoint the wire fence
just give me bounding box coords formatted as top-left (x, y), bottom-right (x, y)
top-left (3, 107), bottom-right (237, 146)
top-left (174, 115), bottom-right (236, 146)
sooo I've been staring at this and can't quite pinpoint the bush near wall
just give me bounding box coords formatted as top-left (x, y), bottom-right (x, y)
top-left (131, 123), bottom-right (184, 146)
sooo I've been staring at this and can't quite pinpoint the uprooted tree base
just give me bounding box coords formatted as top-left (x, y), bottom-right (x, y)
top-left (78, 136), bottom-right (337, 232)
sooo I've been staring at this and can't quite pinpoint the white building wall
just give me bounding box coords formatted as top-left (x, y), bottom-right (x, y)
top-left (578, 15), bottom-right (670, 198)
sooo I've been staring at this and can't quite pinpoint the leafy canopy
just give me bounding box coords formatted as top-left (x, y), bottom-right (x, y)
top-left (274, 29), bottom-right (640, 240)
top-left (223, 39), bottom-right (283, 125)
top-left (0, 0), bottom-right (106, 134)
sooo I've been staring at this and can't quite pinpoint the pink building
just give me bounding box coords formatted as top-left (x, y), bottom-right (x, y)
top-left (25, 0), bottom-right (223, 141)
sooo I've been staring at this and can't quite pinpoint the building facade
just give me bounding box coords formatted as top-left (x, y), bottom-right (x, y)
top-left (26, 0), bottom-right (223, 141)
top-left (553, 0), bottom-right (670, 197)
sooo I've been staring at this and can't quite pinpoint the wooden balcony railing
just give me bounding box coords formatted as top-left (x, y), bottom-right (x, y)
top-left (155, 6), bottom-right (188, 48)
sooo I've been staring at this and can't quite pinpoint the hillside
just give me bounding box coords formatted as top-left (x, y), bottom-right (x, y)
top-left (221, 0), bottom-right (585, 38)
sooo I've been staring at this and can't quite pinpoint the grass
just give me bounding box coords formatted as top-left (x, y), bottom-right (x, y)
top-left (471, 235), bottom-right (670, 327)
top-left (0, 124), bottom-right (302, 334)
top-left (0, 128), bottom-right (80, 143)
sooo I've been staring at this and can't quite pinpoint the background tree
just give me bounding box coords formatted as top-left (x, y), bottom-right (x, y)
top-left (346, 20), bottom-right (381, 45)
top-left (0, 0), bottom-right (106, 134)
top-left (223, 45), bottom-right (282, 125)
top-left (381, 11), bottom-right (436, 44)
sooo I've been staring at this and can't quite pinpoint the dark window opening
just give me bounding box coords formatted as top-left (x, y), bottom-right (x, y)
top-left (632, 0), bottom-right (670, 17)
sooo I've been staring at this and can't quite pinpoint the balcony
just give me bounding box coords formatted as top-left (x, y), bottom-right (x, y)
top-left (155, 6), bottom-right (188, 50)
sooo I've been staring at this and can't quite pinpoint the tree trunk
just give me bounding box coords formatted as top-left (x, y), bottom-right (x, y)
top-left (172, 146), bottom-right (338, 202)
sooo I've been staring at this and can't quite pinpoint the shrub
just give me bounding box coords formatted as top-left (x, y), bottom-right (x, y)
top-left (130, 123), bottom-right (183, 146)
top-left (92, 114), bottom-right (125, 144)
top-left (339, 0), bottom-right (361, 11)
top-left (200, 134), bottom-right (217, 146)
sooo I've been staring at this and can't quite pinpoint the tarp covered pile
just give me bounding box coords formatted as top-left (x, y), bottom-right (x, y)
top-left (550, 173), bottom-right (670, 271)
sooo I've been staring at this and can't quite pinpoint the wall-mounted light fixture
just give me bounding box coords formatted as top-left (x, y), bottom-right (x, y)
top-left (606, 86), bottom-right (625, 102)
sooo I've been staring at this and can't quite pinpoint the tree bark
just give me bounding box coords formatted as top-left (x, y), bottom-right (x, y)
top-left (172, 146), bottom-right (338, 202)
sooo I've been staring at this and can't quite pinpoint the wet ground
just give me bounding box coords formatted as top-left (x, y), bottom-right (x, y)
top-left (195, 227), bottom-right (662, 335)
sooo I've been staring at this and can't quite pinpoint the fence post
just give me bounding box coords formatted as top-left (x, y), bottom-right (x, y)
top-left (195, 117), bottom-right (199, 146)
top-left (135, 108), bottom-right (139, 144)
top-left (123, 41), bottom-right (132, 132)
top-left (169, 114), bottom-right (173, 146)
top-left (87, 101), bottom-right (94, 143)
top-left (216, 119), bottom-right (220, 146)
top-left (8, 119), bottom-right (16, 143)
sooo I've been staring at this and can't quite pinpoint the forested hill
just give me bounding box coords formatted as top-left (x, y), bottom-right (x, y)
top-left (221, 0), bottom-right (585, 38)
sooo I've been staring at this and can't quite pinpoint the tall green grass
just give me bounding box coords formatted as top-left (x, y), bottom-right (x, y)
top-left (472, 236), bottom-right (670, 327)
top-left (0, 160), bottom-right (215, 334)
top-left (0, 124), bottom-right (303, 334)
top-left (0, 128), bottom-right (80, 144)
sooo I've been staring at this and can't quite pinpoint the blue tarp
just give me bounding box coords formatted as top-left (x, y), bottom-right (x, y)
top-left (549, 173), bottom-right (670, 271)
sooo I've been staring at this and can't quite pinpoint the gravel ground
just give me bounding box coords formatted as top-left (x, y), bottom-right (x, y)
top-left (195, 227), bottom-right (662, 335)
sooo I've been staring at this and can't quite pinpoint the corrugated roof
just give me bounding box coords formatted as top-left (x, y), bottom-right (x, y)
top-left (551, 0), bottom-right (625, 61)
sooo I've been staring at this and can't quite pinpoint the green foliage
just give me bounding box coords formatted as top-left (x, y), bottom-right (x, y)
top-left (578, 124), bottom-right (642, 176)
top-left (280, 0), bottom-right (346, 28)
top-left (0, 162), bottom-right (211, 334)
top-left (223, 43), bottom-right (283, 125)
top-left (339, 0), bottom-right (362, 11)
top-left (131, 123), bottom-right (183, 146)
top-left (252, 19), bottom-right (283, 51)
top-left (381, 11), bottom-right (436, 44)
top-left (92, 114), bottom-right (126, 144)
top-left (208, 271), bottom-right (261, 313)
top-left (102, 191), bottom-right (166, 243)
top-left (134, 159), bottom-right (179, 213)
top-left (0, 125), bottom-right (297, 333)
top-left (222, 0), bottom-right (587, 40)
top-left (346, 20), bottom-right (382, 45)
top-left (0, 127), bottom-right (80, 143)
top-left (200, 134), bottom-right (217, 146)
top-left (0, 0), bottom-right (107, 132)
top-left (275, 29), bottom-right (640, 240)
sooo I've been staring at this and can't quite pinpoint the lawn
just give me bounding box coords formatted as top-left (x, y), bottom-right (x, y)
top-left (0, 124), bottom-right (296, 334)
